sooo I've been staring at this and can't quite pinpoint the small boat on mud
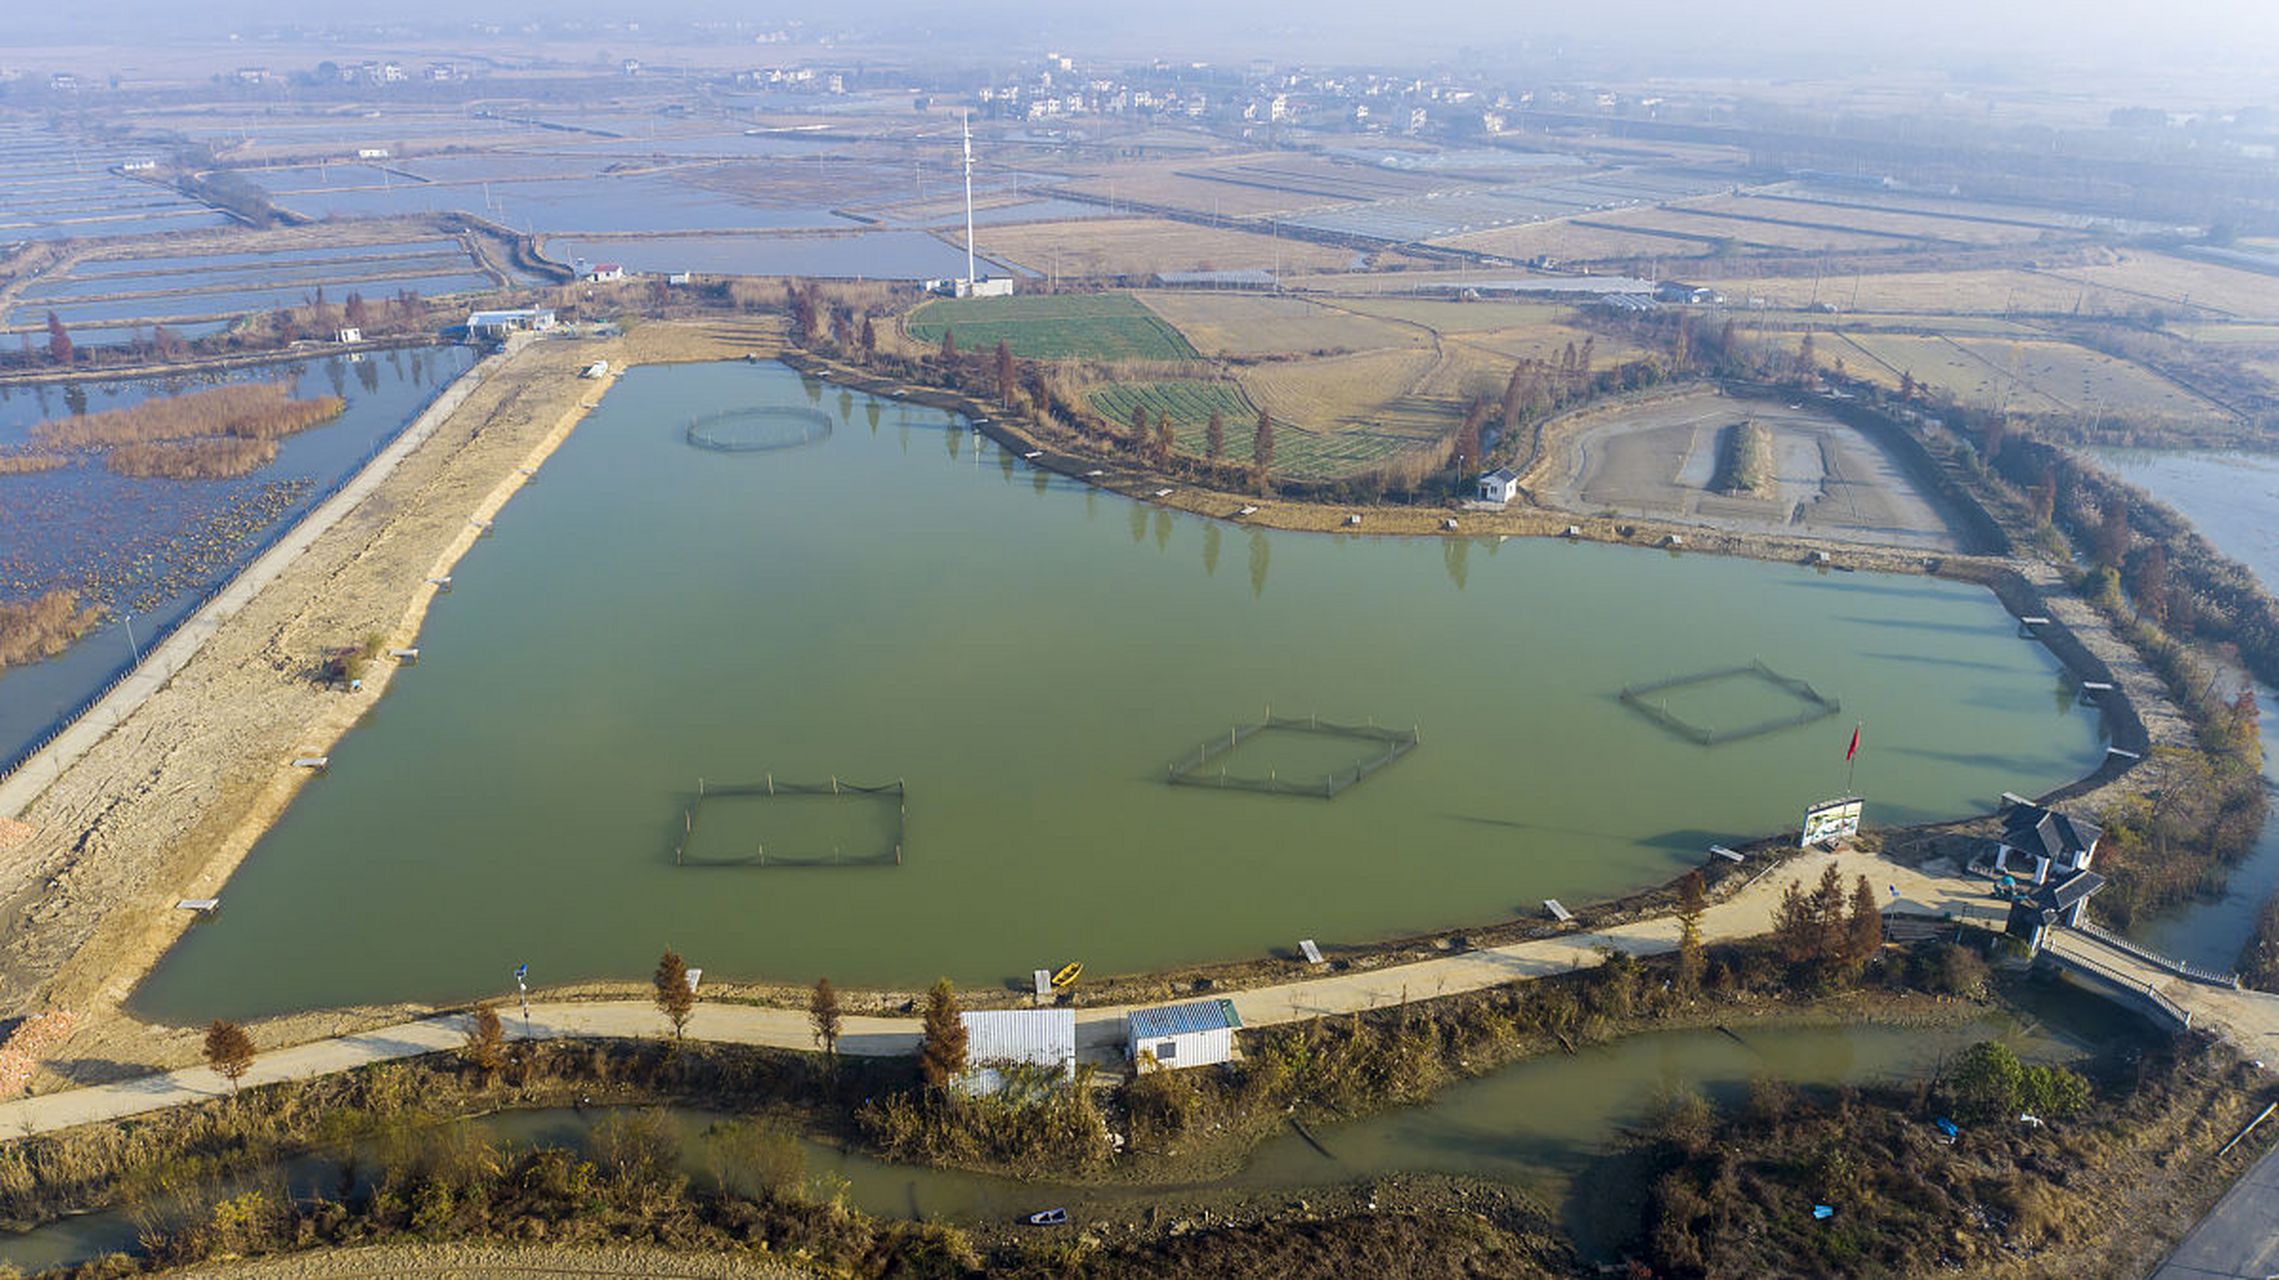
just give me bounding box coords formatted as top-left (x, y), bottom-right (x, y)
top-left (1026, 1208), bottom-right (1070, 1226)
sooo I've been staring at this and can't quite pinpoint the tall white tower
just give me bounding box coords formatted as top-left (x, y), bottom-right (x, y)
top-left (962, 110), bottom-right (977, 287)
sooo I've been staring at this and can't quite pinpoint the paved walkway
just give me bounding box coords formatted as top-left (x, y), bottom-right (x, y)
top-left (0, 847), bottom-right (2270, 1145)
top-left (0, 848), bottom-right (1997, 1139)
top-left (2148, 1128), bottom-right (2279, 1280)
top-left (0, 357), bottom-right (494, 820)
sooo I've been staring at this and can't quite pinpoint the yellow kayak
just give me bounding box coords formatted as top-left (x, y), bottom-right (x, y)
top-left (1050, 961), bottom-right (1083, 989)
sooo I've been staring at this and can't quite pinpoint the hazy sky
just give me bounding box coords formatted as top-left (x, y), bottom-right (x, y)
top-left (25, 0), bottom-right (2279, 83)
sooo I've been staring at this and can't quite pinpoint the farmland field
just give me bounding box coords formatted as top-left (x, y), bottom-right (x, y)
top-left (1688, 195), bottom-right (2068, 247)
top-left (905, 293), bottom-right (1199, 362)
top-left (1232, 347), bottom-right (1453, 480)
top-left (1692, 268), bottom-right (2117, 316)
top-left (1138, 293), bottom-right (1424, 358)
top-left (1835, 333), bottom-right (2225, 421)
top-left (1087, 379), bottom-right (1256, 448)
top-left (1440, 215), bottom-right (1720, 262)
top-left (2041, 253), bottom-right (2279, 319)
top-left (968, 218), bottom-right (1365, 278)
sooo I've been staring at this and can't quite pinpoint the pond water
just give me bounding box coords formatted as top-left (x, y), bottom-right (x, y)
top-left (67, 241), bottom-right (462, 277)
top-left (2093, 448), bottom-right (2279, 973)
top-left (14, 274), bottom-right (495, 328)
top-left (0, 985), bottom-right (2134, 1273)
top-left (0, 347), bottom-right (480, 773)
top-left (23, 254), bottom-right (475, 301)
top-left (132, 360), bottom-right (2103, 1021)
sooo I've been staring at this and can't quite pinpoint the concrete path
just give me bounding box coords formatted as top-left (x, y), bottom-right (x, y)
top-left (0, 356), bottom-right (494, 820)
top-left (2147, 1134), bottom-right (2279, 1280)
top-left (0, 847), bottom-right (2269, 1145)
top-left (0, 847), bottom-right (1997, 1140)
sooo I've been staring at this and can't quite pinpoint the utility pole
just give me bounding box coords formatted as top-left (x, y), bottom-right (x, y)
top-left (962, 109), bottom-right (977, 288)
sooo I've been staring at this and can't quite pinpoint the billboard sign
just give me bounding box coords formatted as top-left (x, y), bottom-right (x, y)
top-left (1801, 797), bottom-right (1864, 847)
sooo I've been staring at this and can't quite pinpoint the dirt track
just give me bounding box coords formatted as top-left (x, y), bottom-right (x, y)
top-left (0, 319), bottom-right (780, 1084)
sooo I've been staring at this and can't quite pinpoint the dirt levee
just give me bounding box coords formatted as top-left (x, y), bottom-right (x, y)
top-left (1529, 390), bottom-right (1960, 552)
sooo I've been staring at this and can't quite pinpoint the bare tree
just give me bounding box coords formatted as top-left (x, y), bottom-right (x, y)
top-left (44, 312), bottom-right (71, 367)
top-left (463, 1001), bottom-right (505, 1077)
top-left (809, 977), bottom-right (843, 1058)
top-left (204, 1020), bottom-right (255, 1095)
top-left (1675, 869), bottom-right (1707, 994)
top-left (1205, 409), bottom-right (1225, 460)
top-left (653, 947), bottom-right (697, 1040)
top-left (1253, 407), bottom-right (1275, 474)
top-left (918, 978), bottom-right (967, 1089)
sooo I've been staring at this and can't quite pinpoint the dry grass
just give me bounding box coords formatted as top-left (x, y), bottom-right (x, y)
top-left (1693, 267), bottom-right (2116, 315)
top-left (2043, 252), bottom-right (2279, 319)
top-left (963, 218), bottom-right (1363, 278)
top-left (0, 589), bottom-right (101, 670)
top-left (32, 382), bottom-right (345, 450)
top-left (1232, 346), bottom-right (1458, 479)
top-left (108, 437), bottom-right (281, 479)
top-left (1834, 332), bottom-right (2226, 420)
top-left (1139, 292), bottom-right (1425, 358)
top-left (0, 451), bottom-right (69, 475)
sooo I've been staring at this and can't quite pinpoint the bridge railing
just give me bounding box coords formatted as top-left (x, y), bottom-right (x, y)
top-left (2045, 938), bottom-right (2196, 1032)
top-left (2070, 918), bottom-right (2240, 989)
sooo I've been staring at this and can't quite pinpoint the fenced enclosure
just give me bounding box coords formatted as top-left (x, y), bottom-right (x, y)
top-left (673, 776), bottom-right (905, 867)
top-left (684, 405), bottom-right (833, 453)
top-left (1166, 712), bottom-right (1421, 799)
top-left (1619, 660), bottom-right (1840, 746)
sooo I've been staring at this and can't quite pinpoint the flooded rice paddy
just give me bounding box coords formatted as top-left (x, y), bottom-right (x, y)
top-left (0, 347), bottom-right (479, 772)
top-left (134, 360), bottom-right (2102, 1020)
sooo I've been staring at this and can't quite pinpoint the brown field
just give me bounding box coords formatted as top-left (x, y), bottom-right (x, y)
top-left (1328, 298), bottom-right (1574, 334)
top-left (1051, 154), bottom-right (1346, 219)
top-left (1231, 346), bottom-right (1458, 479)
top-left (1603, 207), bottom-right (1903, 254)
top-left (1139, 293), bottom-right (1425, 358)
top-left (1440, 218), bottom-right (1716, 264)
top-left (1834, 332), bottom-right (2226, 421)
top-left (964, 218), bottom-right (1365, 278)
top-left (2041, 252), bottom-right (2279, 319)
top-left (1691, 267), bottom-right (2118, 315)
top-left (1688, 195), bottom-right (2068, 247)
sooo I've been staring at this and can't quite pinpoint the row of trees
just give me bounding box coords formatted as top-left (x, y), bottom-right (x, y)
top-left (1771, 866), bottom-right (1888, 983)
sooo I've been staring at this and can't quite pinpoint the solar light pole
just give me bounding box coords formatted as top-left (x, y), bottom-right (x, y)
top-left (124, 613), bottom-right (140, 667)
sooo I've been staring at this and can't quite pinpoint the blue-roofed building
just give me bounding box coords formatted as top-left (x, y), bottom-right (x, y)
top-left (1127, 998), bottom-right (1242, 1072)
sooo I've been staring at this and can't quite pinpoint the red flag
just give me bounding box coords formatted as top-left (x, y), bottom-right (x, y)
top-left (1846, 724), bottom-right (1861, 762)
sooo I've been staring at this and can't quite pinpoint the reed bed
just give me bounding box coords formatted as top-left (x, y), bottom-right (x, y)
top-left (0, 589), bottom-right (101, 669)
top-left (106, 437), bottom-right (280, 479)
top-left (0, 451), bottom-right (69, 475)
top-left (31, 382), bottom-right (344, 450)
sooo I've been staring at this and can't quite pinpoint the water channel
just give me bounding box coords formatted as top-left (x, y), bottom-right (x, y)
top-left (2093, 448), bottom-right (2279, 973)
top-left (131, 359), bottom-right (2107, 1021)
top-left (0, 985), bottom-right (2138, 1274)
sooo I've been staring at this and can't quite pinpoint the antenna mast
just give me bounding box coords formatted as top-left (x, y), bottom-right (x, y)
top-left (962, 110), bottom-right (977, 287)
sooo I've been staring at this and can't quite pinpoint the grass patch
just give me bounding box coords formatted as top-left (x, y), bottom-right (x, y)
top-left (907, 293), bottom-right (1198, 362)
top-left (1088, 379), bottom-right (1255, 438)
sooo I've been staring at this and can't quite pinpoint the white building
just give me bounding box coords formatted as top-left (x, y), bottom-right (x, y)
top-left (586, 263), bottom-right (625, 283)
top-left (335, 327), bottom-right (362, 344)
top-left (1128, 999), bottom-right (1241, 1073)
top-left (1476, 467), bottom-right (1519, 504)
top-left (958, 1008), bottom-right (1076, 1094)
top-left (465, 308), bottom-right (557, 339)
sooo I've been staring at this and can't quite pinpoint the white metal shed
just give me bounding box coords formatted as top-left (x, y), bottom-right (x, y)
top-left (1128, 999), bottom-right (1242, 1073)
top-left (958, 1008), bottom-right (1076, 1094)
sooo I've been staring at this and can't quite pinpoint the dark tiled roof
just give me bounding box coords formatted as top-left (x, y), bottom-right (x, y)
top-left (2003, 804), bottom-right (2101, 863)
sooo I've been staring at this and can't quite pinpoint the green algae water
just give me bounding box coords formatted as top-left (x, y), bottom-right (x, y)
top-left (134, 361), bottom-right (2104, 1020)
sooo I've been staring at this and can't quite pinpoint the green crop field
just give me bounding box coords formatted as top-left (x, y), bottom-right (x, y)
top-left (1088, 379), bottom-right (1254, 431)
top-left (906, 293), bottom-right (1199, 362)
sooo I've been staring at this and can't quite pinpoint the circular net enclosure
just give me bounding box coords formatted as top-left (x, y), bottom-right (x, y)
top-left (685, 406), bottom-right (834, 453)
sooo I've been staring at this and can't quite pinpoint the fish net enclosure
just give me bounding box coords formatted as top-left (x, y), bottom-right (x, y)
top-left (1166, 713), bottom-right (1421, 799)
top-left (685, 405), bottom-right (834, 453)
top-left (673, 777), bottom-right (905, 867)
top-left (1619, 660), bottom-right (1840, 746)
